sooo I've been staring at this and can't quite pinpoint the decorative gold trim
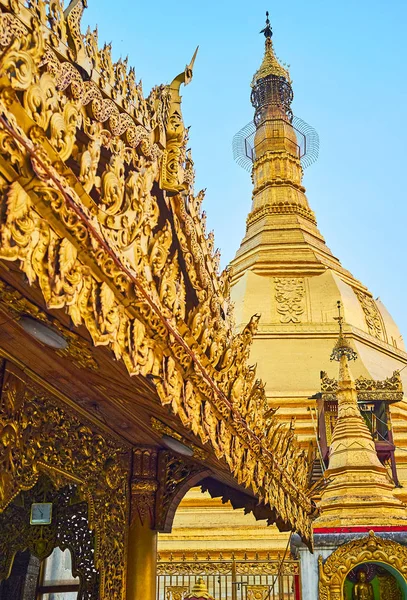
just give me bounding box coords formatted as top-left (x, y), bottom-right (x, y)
top-left (157, 557), bottom-right (299, 576)
top-left (320, 370), bottom-right (403, 403)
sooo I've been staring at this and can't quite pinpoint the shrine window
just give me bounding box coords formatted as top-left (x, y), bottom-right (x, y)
top-left (37, 547), bottom-right (80, 599)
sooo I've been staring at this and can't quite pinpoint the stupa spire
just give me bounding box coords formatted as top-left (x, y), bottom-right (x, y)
top-left (230, 15), bottom-right (352, 282)
top-left (314, 303), bottom-right (407, 528)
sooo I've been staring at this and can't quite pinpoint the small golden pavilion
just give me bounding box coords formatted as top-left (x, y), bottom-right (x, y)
top-left (0, 3), bottom-right (406, 600)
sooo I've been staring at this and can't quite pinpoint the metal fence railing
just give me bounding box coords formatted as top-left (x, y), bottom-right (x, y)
top-left (157, 556), bottom-right (301, 600)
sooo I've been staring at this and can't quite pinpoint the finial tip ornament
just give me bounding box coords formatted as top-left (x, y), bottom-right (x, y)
top-left (260, 11), bottom-right (273, 39)
top-left (330, 301), bottom-right (358, 362)
top-left (184, 46), bottom-right (199, 87)
top-left (253, 12), bottom-right (290, 85)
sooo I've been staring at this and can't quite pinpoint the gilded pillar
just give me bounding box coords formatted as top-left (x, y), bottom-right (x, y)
top-left (127, 450), bottom-right (159, 600)
top-left (127, 501), bottom-right (158, 600)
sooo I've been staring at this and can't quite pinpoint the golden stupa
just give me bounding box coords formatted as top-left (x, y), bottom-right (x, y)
top-left (158, 14), bottom-right (407, 559)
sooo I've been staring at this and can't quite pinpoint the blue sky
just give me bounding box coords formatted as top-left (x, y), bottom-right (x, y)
top-left (83, 1), bottom-right (407, 340)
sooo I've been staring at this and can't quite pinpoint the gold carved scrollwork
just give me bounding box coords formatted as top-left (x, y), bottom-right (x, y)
top-left (0, 476), bottom-right (99, 597)
top-left (274, 277), bottom-right (306, 323)
top-left (131, 447), bottom-right (158, 526)
top-left (0, 361), bottom-right (129, 600)
top-left (155, 451), bottom-right (207, 532)
top-left (156, 558), bottom-right (299, 577)
top-left (321, 369), bottom-right (403, 403)
top-left (165, 586), bottom-right (189, 600)
top-left (355, 290), bottom-right (384, 341)
top-left (131, 479), bottom-right (158, 526)
top-left (64, 0), bottom-right (93, 76)
top-left (319, 531), bottom-right (407, 600)
top-left (246, 586), bottom-right (271, 600)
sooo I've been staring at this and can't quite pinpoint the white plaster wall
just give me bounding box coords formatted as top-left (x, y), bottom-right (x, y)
top-left (298, 545), bottom-right (335, 599)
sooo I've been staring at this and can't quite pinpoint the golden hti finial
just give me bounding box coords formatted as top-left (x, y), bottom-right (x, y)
top-left (251, 11), bottom-right (290, 86)
top-left (330, 300), bottom-right (358, 362)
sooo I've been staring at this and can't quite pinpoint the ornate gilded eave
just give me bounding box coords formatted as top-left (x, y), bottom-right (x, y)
top-left (0, 0), bottom-right (312, 542)
top-left (320, 370), bottom-right (403, 403)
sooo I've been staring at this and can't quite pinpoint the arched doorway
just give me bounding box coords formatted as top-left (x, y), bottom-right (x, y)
top-left (319, 531), bottom-right (407, 599)
top-left (0, 476), bottom-right (99, 599)
top-left (344, 562), bottom-right (407, 599)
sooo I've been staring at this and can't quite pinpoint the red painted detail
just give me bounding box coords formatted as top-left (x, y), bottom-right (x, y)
top-left (294, 574), bottom-right (301, 599)
top-left (313, 526), bottom-right (407, 534)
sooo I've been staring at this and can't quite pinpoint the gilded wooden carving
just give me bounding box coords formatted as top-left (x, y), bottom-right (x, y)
top-left (0, 476), bottom-right (99, 599)
top-left (0, 0), bottom-right (313, 540)
top-left (165, 586), bottom-right (189, 600)
top-left (319, 531), bottom-right (407, 600)
top-left (0, 279), bottom-right (98, 370)
top-left (246, 586), bottom-right (270, 600)
top-left (157, 557), bottom-right (299, 576)
top-left (0, 360), bottom-right (129, 599)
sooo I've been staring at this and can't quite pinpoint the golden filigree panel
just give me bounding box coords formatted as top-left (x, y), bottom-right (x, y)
top-left (0, 476), bottom-right (99, 597)
top-left (355, 290), bottom-right (385, 341)
top-left (274, 278), bottom-right (306, 324)
top-left (0, 360), bottom-right (130, 599)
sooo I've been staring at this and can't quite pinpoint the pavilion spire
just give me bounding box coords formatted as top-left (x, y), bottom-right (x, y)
top-left (314, 303), bottom-right (407, 528)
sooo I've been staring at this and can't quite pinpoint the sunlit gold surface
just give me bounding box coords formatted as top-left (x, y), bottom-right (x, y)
top-left (127, 515), bottom-right (158, 600)
top-left (251, 37), bottom-right (291, 86)
top-left (185, 577), bottom-right (214, 600)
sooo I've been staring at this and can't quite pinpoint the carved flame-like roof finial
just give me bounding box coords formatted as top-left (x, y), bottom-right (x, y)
top-left (330, 300), bottom-right (358, 362)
